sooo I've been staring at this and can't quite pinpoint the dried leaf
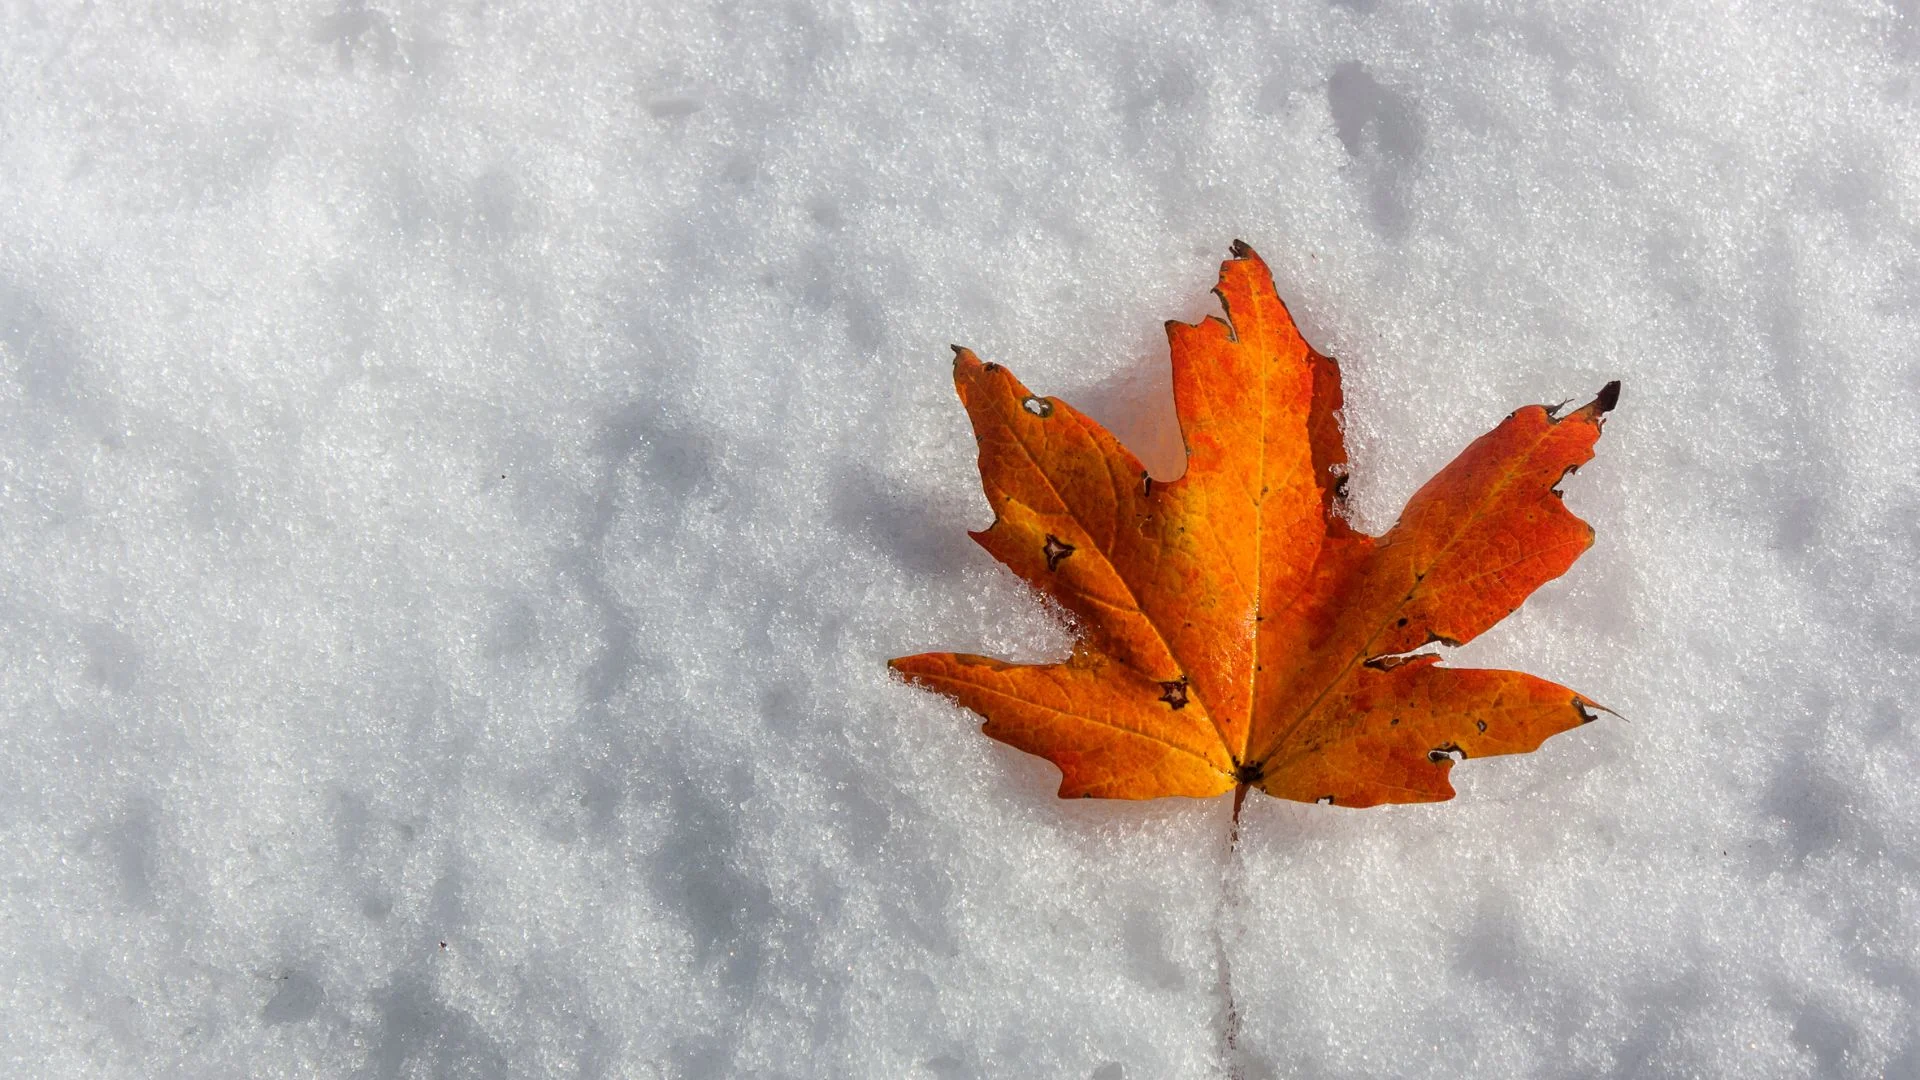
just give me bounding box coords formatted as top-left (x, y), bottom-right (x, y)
top-left (892, 243), bottom-right (1617, 806)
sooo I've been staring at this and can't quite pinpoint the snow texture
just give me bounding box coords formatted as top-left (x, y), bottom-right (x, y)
top-left (3, 2), bottom-right (1918, 1077)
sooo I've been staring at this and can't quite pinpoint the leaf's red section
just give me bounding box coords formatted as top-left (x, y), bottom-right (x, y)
top-left (1255, 655), bottom-right (1598, 808)
top-left (890, 244), bottom-right (1616, 804)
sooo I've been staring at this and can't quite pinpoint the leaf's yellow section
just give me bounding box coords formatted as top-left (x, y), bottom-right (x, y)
top-left (1256, 656), bottom-right (1597, 807)
top-left (955, 352), bottom-right (1181, 686)
top-left (890, 243), bottom-right (1617, 805)
top-left (952, 304), bottom-right (1320, 776)
top-left (1164, 249), bottom-right (1323, 756)
top-left (889, 651), bottom-right (1235, 799)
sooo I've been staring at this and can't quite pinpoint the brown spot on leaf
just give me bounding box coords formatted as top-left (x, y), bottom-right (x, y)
top-left (1042, 534), bottom-right (1075, 571)
top-left (1158, 676), bottom-right (1189, 710)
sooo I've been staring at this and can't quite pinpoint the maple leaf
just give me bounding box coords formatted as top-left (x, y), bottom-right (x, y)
top-left (890, 242), bottom-right (1619, 807)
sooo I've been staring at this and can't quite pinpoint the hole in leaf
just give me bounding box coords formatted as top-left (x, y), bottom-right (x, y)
top-left (1157, 677), bottom-right (1189, 710)
top-left (1428, 744), bottom-right (1466, 764)
top-left (1365, 651), bottom-right (1435, 671)
top-left (1042, 534), bottom-right (1075, 571)
top-left (1022, 396), bottom-right (1053, 417)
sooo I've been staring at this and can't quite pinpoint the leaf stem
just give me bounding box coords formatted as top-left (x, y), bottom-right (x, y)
top-left (1217, 783), bottom-right (1249, 1078)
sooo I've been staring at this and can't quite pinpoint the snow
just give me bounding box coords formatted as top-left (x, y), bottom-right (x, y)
top-left (2, 1), bottom-right (1918, 1076)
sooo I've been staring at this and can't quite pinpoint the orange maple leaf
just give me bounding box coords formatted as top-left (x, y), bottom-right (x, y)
top-left (890, 242), bottom-right (1618, 807)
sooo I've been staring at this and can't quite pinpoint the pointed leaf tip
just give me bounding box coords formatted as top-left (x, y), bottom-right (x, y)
top-left (951, 345), bottom-right (989, 378)
top-left (1595, 380), bottom-right (1621, 414)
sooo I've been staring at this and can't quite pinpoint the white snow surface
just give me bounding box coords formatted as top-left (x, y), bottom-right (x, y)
top-left (3, 2), bottom-right (1919, 1077)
